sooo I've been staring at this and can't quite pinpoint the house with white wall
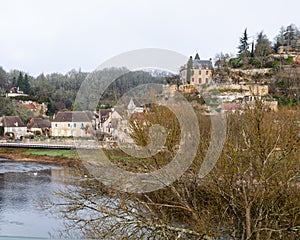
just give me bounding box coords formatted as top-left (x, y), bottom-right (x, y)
top-left (0, 116), bottom-right (27, 139)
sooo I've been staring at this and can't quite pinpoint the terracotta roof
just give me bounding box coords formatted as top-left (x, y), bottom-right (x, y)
top-left (53, 111), bottom-right (92, 122)
top-left (221, 103), bottom-right (238, 111)
top-left (1, 116), bottom-right (26, 127)
top-left (27, 118), bottom-right (51, 129)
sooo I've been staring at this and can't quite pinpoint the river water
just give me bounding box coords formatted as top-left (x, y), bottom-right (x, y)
top-left (0, 158), bottom-right (71, 238)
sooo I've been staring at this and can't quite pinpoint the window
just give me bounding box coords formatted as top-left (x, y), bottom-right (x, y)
top-left (74, 123), bottom-right (76, 128)
top-left (199, 70), bottom-right (201, 74)
top-left (206, 78), bottom-right (209, 84)
top-left (55, 123), bottom-right (57, 128)
top-left (81, 123), bottom-right (84, 128)
top-left (199, 78), bottom-right (202, 84)
top-left (192, 78), bottom-right (194, 82)
top-left (67, 123), bottom-right (71, 128)
top-left (206, 71), bottom-right (209, 75)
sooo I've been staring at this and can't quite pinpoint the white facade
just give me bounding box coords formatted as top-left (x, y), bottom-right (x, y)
top-left (4, 126), bottom-right (27, 139)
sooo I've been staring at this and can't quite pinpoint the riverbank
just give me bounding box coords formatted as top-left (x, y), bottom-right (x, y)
top-left (0, 147), bottom-right (81, 166)
top-left (0, 147), bottom-right (170, 172)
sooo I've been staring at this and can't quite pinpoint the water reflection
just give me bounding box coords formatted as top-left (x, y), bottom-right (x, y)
top-left (0, 158), bottom-right (70, 238)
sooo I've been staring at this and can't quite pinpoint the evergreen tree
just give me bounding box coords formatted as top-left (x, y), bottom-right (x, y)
top-left (253, 31), bottom-right (273, 68)
top-left (284, 24), bottom-right (300, 50)
top-left (250, 41), bottom-right (254, 58)
top-left (23, 74), bottom-right (30, 94)
top-left (186, 56), bottom-right (193, 84)
top-left (0, 67), bottom-right (8, 91)
top-left (238, 28), bottom-right (250, 57)
top-left (254, 31), bottom-right (272, 57)
top-left (16, 72), bottom-right (24, 91)
top-left (273, 26), bottom-right (286, 52)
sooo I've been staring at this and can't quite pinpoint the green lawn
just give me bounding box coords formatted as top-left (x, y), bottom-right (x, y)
top-left (25, 149), bottom-right (78, 159)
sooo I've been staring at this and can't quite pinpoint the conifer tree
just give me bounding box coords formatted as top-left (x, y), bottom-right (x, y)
top-left (238, 28), bottom-right (250, 57)
top-left (186, 56), bottom-right (193, 84)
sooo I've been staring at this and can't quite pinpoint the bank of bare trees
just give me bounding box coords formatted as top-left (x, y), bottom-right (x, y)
top-left (47, 102), bottom-right (299, 239)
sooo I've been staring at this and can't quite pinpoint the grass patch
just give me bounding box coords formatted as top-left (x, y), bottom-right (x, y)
top-left (25, 149), bottom-right (78, 159)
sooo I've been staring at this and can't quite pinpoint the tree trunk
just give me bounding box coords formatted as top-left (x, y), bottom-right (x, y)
top-left (245, 206), bottom-right (251, 239)
top-left (242, 183), bottom-right (251, 239)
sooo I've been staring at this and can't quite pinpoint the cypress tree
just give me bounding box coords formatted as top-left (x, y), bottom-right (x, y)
top-left (23, 74), bottom-right (30, 94)
top-left (16, 72), bottom-right (24, 91)
top-left (186, 56), bottom-right (193, 84)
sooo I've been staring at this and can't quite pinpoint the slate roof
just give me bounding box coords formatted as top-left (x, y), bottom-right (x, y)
top-left (186, 53), bottom-right (214, 70)
top-left (1, 116), bottom-right (26, 127)
top-left (97, 109), bottom-right (111, 123)
top-left (99, 109), bottom-right (112, 119)
top-left (52, 111), bottom-right (93, 122)
top-left (27, 118), bottom-right (51, 129)
top-left (193, 59), bottom-right (213, 70)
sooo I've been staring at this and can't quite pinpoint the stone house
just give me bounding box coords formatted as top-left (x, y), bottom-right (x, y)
top-left (51, 111), bottom-right (93, 138)
top-left (27, 118), bottom-right (51, 136)
top-left (180, 53), bottom-right (213, 85)
top-left (0, 116), bottom-right (27, 139)
top-left (97, 109), bottom-right (113, 134)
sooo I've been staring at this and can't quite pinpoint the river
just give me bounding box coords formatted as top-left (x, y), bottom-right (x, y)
top-left (0, 158), bottom-right (71, 238)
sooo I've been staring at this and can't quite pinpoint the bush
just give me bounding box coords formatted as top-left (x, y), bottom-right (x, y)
top-left (34, 130), bottom-right (42, 136)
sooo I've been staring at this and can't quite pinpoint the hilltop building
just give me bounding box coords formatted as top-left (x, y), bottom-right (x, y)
top-left (180, 53), bottom-right (213, 85)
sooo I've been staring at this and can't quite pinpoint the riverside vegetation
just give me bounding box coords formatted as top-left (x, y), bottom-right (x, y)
top-left (43, 102), bottom-right (300, 240)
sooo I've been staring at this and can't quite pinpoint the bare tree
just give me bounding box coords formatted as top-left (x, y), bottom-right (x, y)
top-left (46, 102), bottom-right (300, 239)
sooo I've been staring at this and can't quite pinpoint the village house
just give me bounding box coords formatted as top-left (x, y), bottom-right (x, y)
top-left (180, 53), bottom-right (213, 85)
top-left (110, 98), bottom-right (149, 143)
top-left (27, 118), bottom-right (51, 136)
top-left (97, 109), bottom-right (113, 134)
top-left (0, 116), bottom-right (27, 139)
top-left (51, 111), bottom-right (94, 138)
top-left (5, 87), bottom-right (28, 98)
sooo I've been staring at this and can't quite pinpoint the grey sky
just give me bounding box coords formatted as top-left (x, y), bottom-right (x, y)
top-left (0, 0), bottom-right (299, 76)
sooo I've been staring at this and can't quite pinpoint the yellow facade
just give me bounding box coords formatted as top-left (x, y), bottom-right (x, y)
top-left (51, 121), bottom-right (93, 137)
top-left (190, 68), bottom-right (213, 85)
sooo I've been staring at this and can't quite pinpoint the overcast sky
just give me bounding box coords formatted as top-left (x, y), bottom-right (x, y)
top-left (0, 0), bottom-right (299, 76)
